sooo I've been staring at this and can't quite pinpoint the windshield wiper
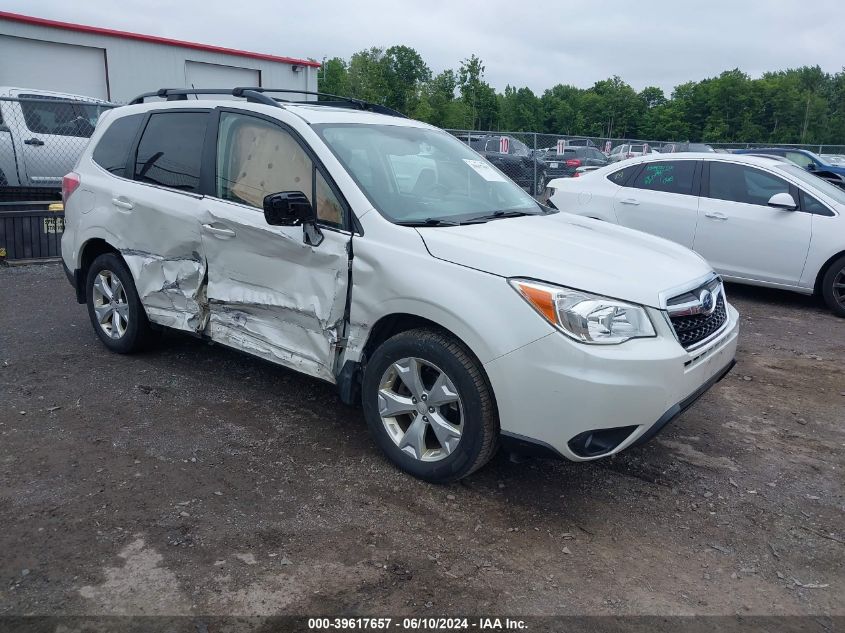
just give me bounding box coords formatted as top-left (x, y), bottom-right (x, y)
top-left (395, 218), bottom-right (462, 227)
top-left (463, 209), bottom-right (540, 223)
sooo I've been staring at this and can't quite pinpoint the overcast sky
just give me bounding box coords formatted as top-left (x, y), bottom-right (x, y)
top-left (7, 0), bottom-right (845, 95)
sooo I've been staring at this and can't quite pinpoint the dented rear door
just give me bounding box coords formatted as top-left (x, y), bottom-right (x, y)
top-left (200, 110), bottom-right (351, 383)
top-left (115, 109), bottom-right (211, 332)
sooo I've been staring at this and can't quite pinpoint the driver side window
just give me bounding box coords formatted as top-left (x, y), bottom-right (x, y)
top-left (708, 162), bottom-right (790, 206)
top-left (216, 112), bottom-right (345, 228)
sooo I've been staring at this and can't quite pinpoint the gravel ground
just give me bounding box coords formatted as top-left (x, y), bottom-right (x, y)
top-left (0, 262), bottom-right (843, 617)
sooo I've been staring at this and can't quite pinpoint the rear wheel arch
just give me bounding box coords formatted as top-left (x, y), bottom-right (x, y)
top-left (74, 239), bottom-right (123, 303)
top-left (814, 250), bottom-right (845, 295)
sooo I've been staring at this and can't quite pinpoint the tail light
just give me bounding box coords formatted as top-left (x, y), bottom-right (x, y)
top-left (62, 172), bottom-right (81, 205)
top-left (565, 159), bottom-right (582, 167)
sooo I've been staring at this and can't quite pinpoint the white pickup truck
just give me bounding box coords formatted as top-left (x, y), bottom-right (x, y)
top-left (0, 87), bottom-right (112, 190)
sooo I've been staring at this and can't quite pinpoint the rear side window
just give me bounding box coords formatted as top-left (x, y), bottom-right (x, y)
top-left (92, 114), bottom-right (143, 178)
top-left (631, 161), bottom-right (696, 195)
top-left (134, 111), bottom-right (208, 192)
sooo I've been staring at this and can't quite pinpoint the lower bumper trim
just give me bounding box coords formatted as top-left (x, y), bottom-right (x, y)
top-left (632, 358), bottom-right (736, 448)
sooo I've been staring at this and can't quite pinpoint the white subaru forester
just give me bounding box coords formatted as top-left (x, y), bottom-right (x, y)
top-left (61, 88), bottom-right (739, 482)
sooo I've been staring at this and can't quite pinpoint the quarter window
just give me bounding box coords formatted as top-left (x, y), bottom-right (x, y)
top-left (134, 112), bottom-right (208, 192)
top-left (92, 114), bottom-right (144, 178)
top-left (799, 190), bottom-right (833, 216)
top-left (215, 112), bottom-right (345, 228)
top-left (607, 165), bottom-right (635, 185)
top-left (708, 162), bottom-right (790, 206)
top-left (631, 160), bottom-right (696, 195)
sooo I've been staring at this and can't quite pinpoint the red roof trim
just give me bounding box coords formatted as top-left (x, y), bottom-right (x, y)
top-left (0, 11), bottom-right (321, 67)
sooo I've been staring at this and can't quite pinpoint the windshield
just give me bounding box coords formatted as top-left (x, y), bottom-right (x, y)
top-left (315, 124), bottom-right (544, 224)
top-left (775, 163), bottom-right (845, 205)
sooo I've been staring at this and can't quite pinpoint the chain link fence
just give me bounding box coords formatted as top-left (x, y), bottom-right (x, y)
top-left (447, 129), bottom-right (845, 194)
top-left (0, 96), bottom-right (114, 261)
top-left (0, 96), bottom-right (115, 198)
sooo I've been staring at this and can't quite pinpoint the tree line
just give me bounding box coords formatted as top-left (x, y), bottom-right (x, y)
top-left (318, 46), bottom-right (845, 144)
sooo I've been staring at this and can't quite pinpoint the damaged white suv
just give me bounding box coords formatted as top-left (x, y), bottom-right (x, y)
top-left (61, 88), bottom-right (739, 483)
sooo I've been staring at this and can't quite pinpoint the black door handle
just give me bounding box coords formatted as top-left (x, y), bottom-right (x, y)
top-left (24, 138), bottom-right (45, 146)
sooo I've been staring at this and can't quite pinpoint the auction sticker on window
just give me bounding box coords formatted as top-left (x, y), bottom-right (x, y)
top-left (463, 159), bottom-right (508, 182)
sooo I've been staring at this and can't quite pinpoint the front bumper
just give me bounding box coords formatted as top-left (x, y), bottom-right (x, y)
top-left (485, 303), bottom-right (740, 461)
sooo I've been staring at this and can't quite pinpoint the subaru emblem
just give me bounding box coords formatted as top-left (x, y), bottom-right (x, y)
top-left (699, 289), bottom-right (715, 314)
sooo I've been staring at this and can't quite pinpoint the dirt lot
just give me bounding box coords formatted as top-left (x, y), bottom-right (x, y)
top-left (0, 262), bottom-right (843, 618)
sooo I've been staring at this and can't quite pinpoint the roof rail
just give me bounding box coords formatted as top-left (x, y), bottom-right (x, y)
top-left (128, 88), bottom-right (278, 107)
top-left (128, 87), bottom-right (407, 117)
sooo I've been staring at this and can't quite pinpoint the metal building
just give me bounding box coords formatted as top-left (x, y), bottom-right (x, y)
top-left (0, 11), bottom-right (321, 102)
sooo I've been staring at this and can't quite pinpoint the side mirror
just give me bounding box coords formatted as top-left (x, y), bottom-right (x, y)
top-left (263, 191), bottom-right (323, 246)
top-left (806, 163), bottom-right (816, 171)
top-left (768, 192), bottom-right (798, 211)
top-left (263, 191), bottom-right (315, 226)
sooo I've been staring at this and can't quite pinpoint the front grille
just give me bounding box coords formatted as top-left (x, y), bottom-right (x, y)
top-left (670, 295), bottom-right (727, 349)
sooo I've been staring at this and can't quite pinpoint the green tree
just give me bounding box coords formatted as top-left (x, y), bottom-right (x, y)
top-left (458, 55), bottom-right (498, 130)
top-left (347, 47), bottom-right (389, 103)
top-left (316, 49), bottom-right (845, 146)
top-left (319, 57), bottom-right (349, 98)
top-left (382, 45), bottom-right (431, 114)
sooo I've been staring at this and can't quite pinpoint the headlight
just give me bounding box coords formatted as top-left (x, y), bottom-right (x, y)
top-left (509, 279), bottom-right (656, 344)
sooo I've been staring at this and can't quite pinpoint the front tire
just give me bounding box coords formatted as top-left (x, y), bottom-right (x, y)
top-left (362, 328), bottom-right (499, 483)
top-left (821, 255), bottom-right (845, 317)
top-left (86, 253), bottom-right (156, 353)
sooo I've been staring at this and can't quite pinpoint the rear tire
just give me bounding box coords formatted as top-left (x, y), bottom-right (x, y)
top-left (821, 255), bottom-right (845, 317)
top-left (86, 253), bottom-right (156, 353)
top-left (362, 328), bottom-right (499, 483)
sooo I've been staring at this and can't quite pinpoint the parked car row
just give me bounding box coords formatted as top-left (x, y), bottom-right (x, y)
top-left (548, 153), bottom-right (845, 317)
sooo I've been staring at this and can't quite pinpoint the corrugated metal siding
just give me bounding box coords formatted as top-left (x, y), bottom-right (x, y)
top-left (0, 18), bottom-right (318, 102)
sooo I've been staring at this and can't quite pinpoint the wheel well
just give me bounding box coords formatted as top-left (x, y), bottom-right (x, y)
top-left (80, 238), bottom-right (120, 273)
top-left (361, 314), bottom-right (447, 362)
top-left (814, 250), bottom-right (845, 295)
top-left (74, 238), bottom-right (120, 302)
top-left (337, 313), bottom-right (495, 410)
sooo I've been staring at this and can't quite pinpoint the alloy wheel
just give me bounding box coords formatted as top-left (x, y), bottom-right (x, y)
top-left (92, 270), bottom-right (129, 339)
top-left (834, 267), bottom-right (845, 309)
top-left (377, 357), bottom-right (463, 462)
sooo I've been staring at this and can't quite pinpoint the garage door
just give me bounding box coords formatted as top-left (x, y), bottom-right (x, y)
top-left (0, 35), bottom-right (109, 100)
top-left (184, 61), bottom-right (261, 97)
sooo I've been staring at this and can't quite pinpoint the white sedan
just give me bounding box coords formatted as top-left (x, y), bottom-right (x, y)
top-left (548, 153), bottom-right (845, 316)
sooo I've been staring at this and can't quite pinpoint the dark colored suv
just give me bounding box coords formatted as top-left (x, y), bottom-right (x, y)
top-left (466, 134), bottom-right (547, 195)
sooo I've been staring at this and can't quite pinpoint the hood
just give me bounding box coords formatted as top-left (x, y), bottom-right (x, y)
top-left (417, 213), bottom-right (713, 308)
